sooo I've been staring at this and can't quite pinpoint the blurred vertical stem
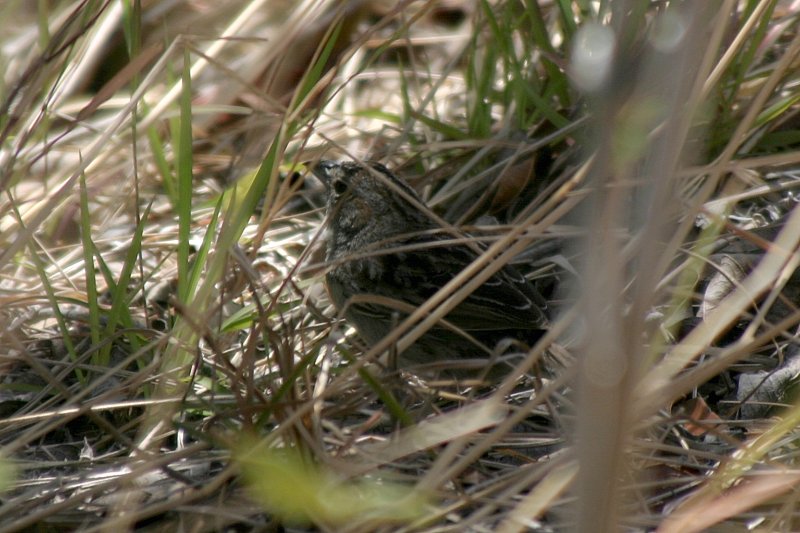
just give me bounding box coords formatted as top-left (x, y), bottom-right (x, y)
top-left (571, 3), bottom-right (721, 531)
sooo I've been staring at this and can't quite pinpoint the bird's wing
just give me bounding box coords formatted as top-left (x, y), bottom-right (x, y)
top-left (374, 241), bottom-right (549, 331)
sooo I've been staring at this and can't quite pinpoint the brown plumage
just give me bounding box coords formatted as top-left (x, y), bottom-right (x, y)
top-left (313, 159), bottom-right (549, 377)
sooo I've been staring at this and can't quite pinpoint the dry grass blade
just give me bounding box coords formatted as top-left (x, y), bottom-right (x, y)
top-left (657, 471), bottom-right (800, 533)
top-left (2, 0), bottom-right (800, 531)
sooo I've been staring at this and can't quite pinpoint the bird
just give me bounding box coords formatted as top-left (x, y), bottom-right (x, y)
top-left (312, 159), bottom-right (549, 378)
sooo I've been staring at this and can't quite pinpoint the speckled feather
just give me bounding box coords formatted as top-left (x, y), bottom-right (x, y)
top-left (313, 160), bottom-right (549, 373)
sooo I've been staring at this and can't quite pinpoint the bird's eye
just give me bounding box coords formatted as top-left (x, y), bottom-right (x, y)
top-left (332, 178), bottom-right (348, 196)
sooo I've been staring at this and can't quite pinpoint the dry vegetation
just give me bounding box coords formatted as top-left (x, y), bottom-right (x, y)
top-left (2, 0), bottom-right (800, 531)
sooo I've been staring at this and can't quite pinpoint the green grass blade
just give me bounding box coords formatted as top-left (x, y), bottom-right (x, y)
top-left (98, 202), bottom-right (151, 365)
top-left (79, 173), bottom-right (101, 348)
top-left (176, 47), bottom-right (194, 303)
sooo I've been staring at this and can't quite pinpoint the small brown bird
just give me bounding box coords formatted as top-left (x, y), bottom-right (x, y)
top-left (313, 159), bottom-right (549, 377)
